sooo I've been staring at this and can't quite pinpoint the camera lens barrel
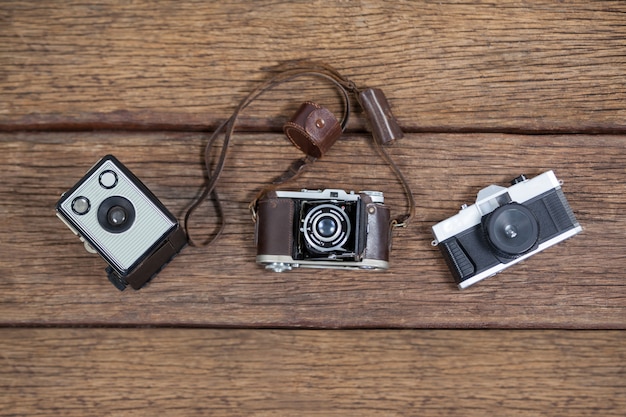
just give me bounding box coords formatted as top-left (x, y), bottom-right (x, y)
top-left (97, 196), bottom-right (136, 233)
top-left (483, 203), bottom-right (539, 258)
top-left (303, 203), bottom-right (351, 253)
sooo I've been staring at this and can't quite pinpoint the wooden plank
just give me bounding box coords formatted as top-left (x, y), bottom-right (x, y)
top-left (1, 1), bottom-right (626, 132)
top-left (0, 328), bottom-right (624, 416)
top-left (0, 131), bottom-right (623, 328)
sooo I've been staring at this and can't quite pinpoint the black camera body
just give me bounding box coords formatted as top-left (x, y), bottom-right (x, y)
top-left (255, 189), bottom-right (391, 272)
top-left (55, 155), bottom-right (187, 290)
top-left (431, 171), bottom-right (582, 289)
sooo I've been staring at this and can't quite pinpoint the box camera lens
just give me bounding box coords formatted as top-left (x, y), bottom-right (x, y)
top-left (483, 203), bottom-right (539, 258)
top-left (97, 196), bottom-right (136, 233)
top-left (56, 155), bottom-right (187, 290)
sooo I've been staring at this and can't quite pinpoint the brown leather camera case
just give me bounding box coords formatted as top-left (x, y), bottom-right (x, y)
top-left (255, 192), bottom-right (391, 263)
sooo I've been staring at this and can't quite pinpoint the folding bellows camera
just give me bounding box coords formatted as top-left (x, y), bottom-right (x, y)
top-left (255, 189), bottom-right (391, 272)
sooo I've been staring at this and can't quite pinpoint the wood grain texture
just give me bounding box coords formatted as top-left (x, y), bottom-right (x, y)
top-left (1, 329), bottom-right (624, 416)
top-left (1, 0), bottom-right (626, 133)
top-left (2, 2), bottom-right (624, 413)
top-left (1, 131), bottom-right (624, 328)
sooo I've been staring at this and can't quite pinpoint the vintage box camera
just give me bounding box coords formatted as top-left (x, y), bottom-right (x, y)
top-left (255, 189), bottom-right (391, 271)
top-left (55, 155), bottom-right (187, 290)
top-left (431, 171), bottom-right (582, 289)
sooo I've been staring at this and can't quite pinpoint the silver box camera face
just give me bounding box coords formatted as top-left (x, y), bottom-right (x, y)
top-left (431, 171), bottom-right (582, 289)
top-left (255, 189), bottom-right (392, 272)
top-left (56, 155), bottom-right (187, 290)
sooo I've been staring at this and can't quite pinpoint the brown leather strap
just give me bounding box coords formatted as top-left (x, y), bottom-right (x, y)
top-left (359, 87), bottom-right (415, 227)
top-left (251, 88), bottom-right (415, 228)
top-left (183, 119), bottom-right (229, 247)
top-left (248, 155), bottom-right (317, 222)
top-left (249, 133), bottom-right (416, 228)
top-left (185, 60), bottom-right (416, 246)
top-left (369, 128), bottom-right (416, 228)
top-left (184, 61), bottom-right (353, 247)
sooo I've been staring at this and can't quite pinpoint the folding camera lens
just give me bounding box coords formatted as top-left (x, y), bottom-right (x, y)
top-left (303, 204), bottom-right (351, 252)
top-left (317, 217), bottom-right (338, 238)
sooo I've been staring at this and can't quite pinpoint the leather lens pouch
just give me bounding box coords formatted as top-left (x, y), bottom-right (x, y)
top-left (283, 101), bottom-right (342, 159)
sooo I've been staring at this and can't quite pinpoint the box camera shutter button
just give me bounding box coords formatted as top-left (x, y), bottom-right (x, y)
top-left (99, 170), bottom-right (118, 189)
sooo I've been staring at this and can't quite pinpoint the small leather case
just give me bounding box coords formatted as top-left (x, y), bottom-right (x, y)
top-left (283, 101), bottom-right (342, 159)
top-left (358, 87), bottom-right (404, 145)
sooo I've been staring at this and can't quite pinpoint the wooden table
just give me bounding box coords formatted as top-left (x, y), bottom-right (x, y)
top-left (1, 1), bottom-right (624, 415)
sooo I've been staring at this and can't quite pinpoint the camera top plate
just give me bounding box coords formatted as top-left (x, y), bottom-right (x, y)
top-left (274, 189), bottom-right (385, 204)
top-left (432, 170), bottom-right (562, 244)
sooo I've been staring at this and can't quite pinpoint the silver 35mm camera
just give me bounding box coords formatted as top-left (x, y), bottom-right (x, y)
top-left (56, 155), bottom-right (187, 290)
top-left (255, 189), bottom-right (391, 272)
top-left (431, 171), bottom-right (582, 289)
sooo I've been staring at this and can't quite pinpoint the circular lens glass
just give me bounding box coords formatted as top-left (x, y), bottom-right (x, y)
top-left (99, 170), bottom-right (118, 189)
top-left (302, 203), bottom-right (351, 253)
top-left (483, 203), bottom-right (539, 258)
top-left (316, 217), bottom-right (337, 238)
top-left (97, 196), bottom-right (135, 233)
top-left (71, 196), bottom-right (91, 215)
top-left (107, 206), bottom-right (127, 226)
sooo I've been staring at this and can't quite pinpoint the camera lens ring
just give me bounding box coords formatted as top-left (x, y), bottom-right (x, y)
top-left (312, 212), bottom-right (342, 242)
top-left (97, 196), bottom-right (136, 233)
top-left (71, 196), bottom-right (91, 215)
top-left (99, 170), bottom-right (118, 189)
top-left (302, 203), bottom-right (351, 253)
top-left (483, 203), bottom-right (539, 258)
